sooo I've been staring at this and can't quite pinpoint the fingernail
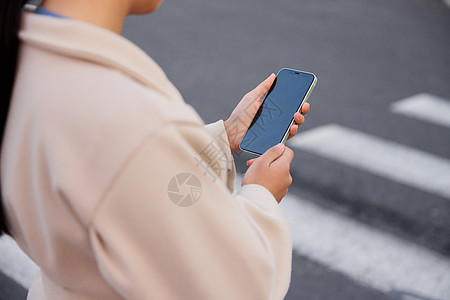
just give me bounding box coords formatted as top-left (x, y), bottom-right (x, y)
top-left (277, 143), bottom-right (285, 150)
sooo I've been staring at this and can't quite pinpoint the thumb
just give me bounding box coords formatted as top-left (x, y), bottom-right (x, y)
top-left (258, 143), bottom-right (285, 166)
top-left (246, 73), bottom-right (276, 100)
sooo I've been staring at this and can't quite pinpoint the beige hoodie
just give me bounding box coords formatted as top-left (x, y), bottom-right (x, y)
top-left (2, 12), bottom-right (292, 300)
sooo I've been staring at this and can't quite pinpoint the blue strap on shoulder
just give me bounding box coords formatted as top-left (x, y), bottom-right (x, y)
top-left (35, 7), bottom-right (67, 19)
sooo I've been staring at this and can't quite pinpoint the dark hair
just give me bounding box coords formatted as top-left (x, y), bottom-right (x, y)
top-left (0, 0), bottom-right (27, 236)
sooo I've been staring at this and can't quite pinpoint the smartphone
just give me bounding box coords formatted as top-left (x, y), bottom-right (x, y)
top-left (239, 68), bottom-right (317, 156)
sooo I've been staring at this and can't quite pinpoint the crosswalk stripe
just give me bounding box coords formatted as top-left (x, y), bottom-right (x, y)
top-left (391, 93), bottom-right (450, 128)
top-left (289, 124), bottom-right (450, 199)
top-left (233, 174), bottom-right (450, 299)
top-left (444, 0), bottom-right (450, 8)
top-left (280, 193), bottom-right (450, 300)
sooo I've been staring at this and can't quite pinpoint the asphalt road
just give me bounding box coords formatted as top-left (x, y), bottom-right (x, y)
top-left (123, 0), bottom-right (450, 299)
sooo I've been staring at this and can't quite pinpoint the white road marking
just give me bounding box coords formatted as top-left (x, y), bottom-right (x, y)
top-left (280, 194), bottom-right (450, 300)
top-left (444, 0), bottom-right (450, 9)
top-left (289, 124), bottom-right (450, 199)
top-left (234, 175), bottom-right (450, 299)
top-left (391, 93), bottom-right (450, 128)
top-left (0, 235), bottom-right (38, 289)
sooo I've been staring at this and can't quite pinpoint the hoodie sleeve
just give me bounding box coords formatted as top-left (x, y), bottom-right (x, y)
top-left (88, 122), bottom-right (292, 300)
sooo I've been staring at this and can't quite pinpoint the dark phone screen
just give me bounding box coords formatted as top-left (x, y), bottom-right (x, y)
top-left (240, 69), bottom-right (315, 155)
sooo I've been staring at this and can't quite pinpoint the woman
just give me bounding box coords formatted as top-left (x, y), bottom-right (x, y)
top-left (0, 0), bottom-right (310, 299)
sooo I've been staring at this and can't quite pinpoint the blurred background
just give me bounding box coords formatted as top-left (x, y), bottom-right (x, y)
top-left (1, 0), bottom-right (449, 299)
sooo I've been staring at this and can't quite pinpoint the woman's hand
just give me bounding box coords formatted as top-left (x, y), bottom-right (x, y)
top-left (242, 143), bottom-right (294, 202)
top-left (224, 74), bottom-right (310, 154)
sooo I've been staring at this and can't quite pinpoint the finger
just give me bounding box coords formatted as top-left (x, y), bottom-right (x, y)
top-left (293, 112), bottom-right (305, 125)
top-left (287, 125), bottom-right (298, 140)
top-left (301, 102), bottom-right (310, 115)
top-left (246, 73), bottom-right (276, 100)
top-left (246, 158), bottom-right (257, 167)
top-left (258, 143), bottom-right (285, 166)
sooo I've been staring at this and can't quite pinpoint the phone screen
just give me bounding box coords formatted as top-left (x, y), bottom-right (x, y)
top-left (240, 69), bottom-right (316, 155)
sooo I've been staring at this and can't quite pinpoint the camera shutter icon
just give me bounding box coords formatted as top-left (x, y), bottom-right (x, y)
top-left (167, 173), bottom-right (202, 207)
